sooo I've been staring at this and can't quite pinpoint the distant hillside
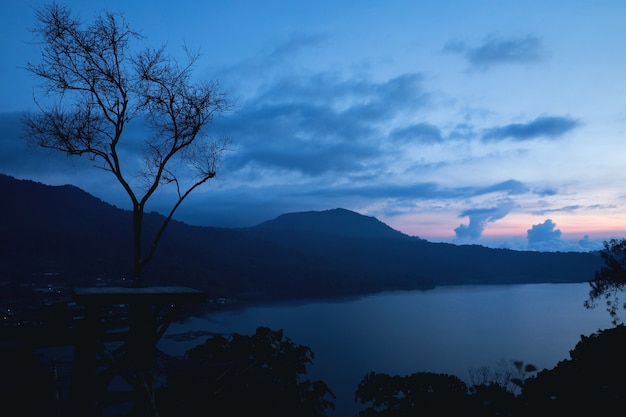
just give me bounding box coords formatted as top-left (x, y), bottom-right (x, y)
top-left (0, 173), bottom-right (604, 304)
top-left (253, 208), bottom-right (412, 239)
top-left (243, 211), bottom-right (604, 289)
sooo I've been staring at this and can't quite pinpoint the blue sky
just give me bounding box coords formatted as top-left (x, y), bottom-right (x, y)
top-left (2, 0), bottom-right (626, 251)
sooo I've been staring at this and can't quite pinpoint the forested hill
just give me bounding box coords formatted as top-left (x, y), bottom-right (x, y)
top-left (0, 174), bottom-right (603, 302)
top-left (252, 208), bottom-right (411, 239)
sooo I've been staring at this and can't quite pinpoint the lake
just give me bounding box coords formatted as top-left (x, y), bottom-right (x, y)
top-left (160, 283), bottom-right (614, 417)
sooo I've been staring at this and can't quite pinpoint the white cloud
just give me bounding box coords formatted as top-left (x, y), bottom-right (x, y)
top-left (454, 200), bottom-right (516, 241)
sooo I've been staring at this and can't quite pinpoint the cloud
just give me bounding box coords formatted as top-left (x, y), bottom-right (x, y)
top-left (266, 33), bottom-right (327, 62)
top-left (174, 177), bottom-right (536, 229)
top-left (474, 179), bottom-right (528, 196)
top-left (216, 72), bottom-right (429, 177)
top-left (577, 235), bottom-right (603, 252)
top-left (0, 112), bottom-right (96, 178)
top-left (444, 34), bottom-right (545, 70)
top-left (390, 123), bottom-right (443, 143)
top-left (482, 116), bottom-right (580, 141)
top-left (531, 205), bottom-right (582, 216)
top-left (527, 219), bottom-right (562, 244)
top-left (0, 21), bottom-right (602, 247)
top-left (522, 220), bottom-right (604, 252)
top-left (296, 179), bottom-right (537, 205)
top-left (0, 112), bottom-right (27, 158)
top-left (533, 187), bottom-right (558, 197)
top-left (454, 200), bottom-right (516, 240)
top-left (1, 107), bottom-right (541, 228)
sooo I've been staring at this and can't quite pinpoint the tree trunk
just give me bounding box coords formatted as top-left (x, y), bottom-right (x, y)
top-left (132, 207), bottom-right (143, 287)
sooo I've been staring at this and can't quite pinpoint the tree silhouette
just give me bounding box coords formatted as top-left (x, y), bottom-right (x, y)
top-left (521, 325), bottom-right (626, 415)
top-left (156, 326), bottom-right (335, 417)
top-left (585, 238), bottom-right (626, 324)
top-left (470, 358), bottom-right (537, 395)
top-left (23, 2), bottom-right (232, 287)
top-left (355, 362), bottom-right (539, 416)
top-left (0, 347), bottom-right (60, 416)
top-left (355, 371), bottom-right (471, 416)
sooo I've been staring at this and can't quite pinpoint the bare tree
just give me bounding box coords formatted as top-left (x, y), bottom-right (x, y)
top-left (23, 2), bottom-right (232, 287)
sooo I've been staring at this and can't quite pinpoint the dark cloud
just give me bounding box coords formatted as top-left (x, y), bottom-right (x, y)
top-left (217, 73), bottom-right (429, 177)
top-left (454, 200), bottom-right (516, 240)
top-left (587, 204), bottom-right (618, 210)
top-left (390, 123), bottom-right (443, 143)
top-left (532, 203), bottom-right (618, 217)
top-left (266, 33), bottom-right (327, 62)
top-left (446, 121), bottom-right (478, 141)
top-left (482, 116), bottom-right (580, 141)
top-left (1, 108), bottom-right (540, 226)
top-left (0, 38), bottom-right (592, 245)
top-left (444, 35), bottom-right (545, 70)
top-left (0, 112), bottom-right (95, 177)
top-left (304, 181), bottom-right (452, 201)
top-left (219, 102), bottom-right (379, 175)
top-left (174, 176), bottom-right (537, 228)
top-left (442, 40), bottom-right (466, 54)
top-left (176, 179), bottom-right (531, 229)
top-left (297, 179), bottom-right (536, 205)
top-left (533, 187), bottom-right (558, 197)
top-left (0, 112), bottom-right (27, 160)
top-left (172, 184), bottom-right (316, 228)
top-left (474, 179), bottom-right (528, 196)
top-left (532, 205), bottom-right (582, 215)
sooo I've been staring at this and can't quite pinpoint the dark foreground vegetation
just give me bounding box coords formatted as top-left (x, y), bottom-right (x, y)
top-left (354, 325), bottom-right (626, 416)
top-left (2, 324), bottom-right (625, 416)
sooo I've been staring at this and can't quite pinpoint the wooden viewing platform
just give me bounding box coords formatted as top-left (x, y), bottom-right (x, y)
top-left (69, 286), bottom-right (207, 417)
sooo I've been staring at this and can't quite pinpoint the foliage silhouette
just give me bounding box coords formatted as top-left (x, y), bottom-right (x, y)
top-left (355, 371), bottom-right (471, 416)
top-left (354, 326), bottom-right (626, 416)
top-left (355, 360), bottom-right (540, 416)
top-left (0, 347), bottom-right (60, 416)
top-left (469, 383), bottom-right (518, 417)
top-left (4, 323), bottom-right (626, 416)
top-left (585, 238), bottom-right (626, 324)
top-left (156, 326), bottom-right (335, 417)
top-left (521, 325), bottom-right (626, 415)
top-left (470, 358), bottom-right (537, 395)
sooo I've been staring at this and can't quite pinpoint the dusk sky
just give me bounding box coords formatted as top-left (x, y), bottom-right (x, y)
top-left (2, 0), bottom-right (626, 252)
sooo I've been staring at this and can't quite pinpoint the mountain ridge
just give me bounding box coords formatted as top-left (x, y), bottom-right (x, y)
top-left (0, 173), bottom-right (604, 303)
top-left (252, 207), bottom-right (414, 239)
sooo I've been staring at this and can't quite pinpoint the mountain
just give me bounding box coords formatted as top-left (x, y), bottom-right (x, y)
top-left (0, 174), bottom-right (604, 304)
top-left (252, 208), bottom-right (412, 239)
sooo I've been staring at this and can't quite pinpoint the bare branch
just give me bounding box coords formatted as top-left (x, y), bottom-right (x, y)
top-left (23, 2), bottom-right (232, 285)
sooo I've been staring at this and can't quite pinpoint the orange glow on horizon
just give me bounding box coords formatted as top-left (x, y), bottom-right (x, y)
top-left (383, 212), bottom-right (626, 241)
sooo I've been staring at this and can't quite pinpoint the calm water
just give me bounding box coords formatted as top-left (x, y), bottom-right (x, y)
top-left (160, 283), bottom-right (613, 417)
